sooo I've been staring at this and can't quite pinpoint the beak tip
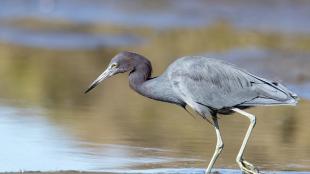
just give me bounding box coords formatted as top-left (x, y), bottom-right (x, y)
top-left (84, 89), bottom-right (90, 94)
top-left (84, 87), bottom-right (93, 94)
top-left (84, 88), bottom-right (91, 94)
top-left (84, 82), bottom-right (99, 94)
top-left (84, 68), bottom-right (112, 94)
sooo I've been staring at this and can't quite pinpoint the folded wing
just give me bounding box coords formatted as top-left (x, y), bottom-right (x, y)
top-left (167, 56), bottom-right (298, 111)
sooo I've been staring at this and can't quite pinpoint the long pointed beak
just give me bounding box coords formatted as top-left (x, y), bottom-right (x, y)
top-left (84, 67), bottom-right (115, 94)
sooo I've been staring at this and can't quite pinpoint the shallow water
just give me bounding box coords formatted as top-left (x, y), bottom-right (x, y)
top-left (0, 0), bottom-right (310, 173)
top-left (100, 169), bottom-right (310, 174)
top-left (1, 0), bottom-right (310, 49)
top-left (1, 99), bottom-right (310, 172)
top-left (0, 27), bottom-right (144, 49)
top-left (1, 0), bottom-right (310, 32)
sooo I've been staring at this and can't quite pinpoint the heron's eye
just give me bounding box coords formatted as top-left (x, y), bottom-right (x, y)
top-left (111, 63), bottom-right (118, 68)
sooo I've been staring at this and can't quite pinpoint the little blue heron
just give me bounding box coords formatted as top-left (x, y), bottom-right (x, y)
top-left (85, 51), bottom-right (298, 174)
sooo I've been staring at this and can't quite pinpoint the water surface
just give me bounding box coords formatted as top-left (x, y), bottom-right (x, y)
top-left (1, 98), bottom-right (310, 172)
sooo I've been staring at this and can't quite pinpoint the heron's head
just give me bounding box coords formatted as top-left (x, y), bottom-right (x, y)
top-left (84, 51), bottom-right (143, 93)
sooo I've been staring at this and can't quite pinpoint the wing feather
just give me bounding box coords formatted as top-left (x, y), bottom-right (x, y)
top-left (167, 56), bottom-right (297, 111)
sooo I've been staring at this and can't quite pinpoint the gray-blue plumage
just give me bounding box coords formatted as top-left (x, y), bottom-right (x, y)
top-left (165, 56), bottom-right (298, 116)
top-left (85, 51), bottom-right (298, 118)
top-left (84, 51), bottom-right (299, 173)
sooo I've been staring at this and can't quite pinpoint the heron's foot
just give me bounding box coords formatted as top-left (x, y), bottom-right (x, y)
top-left (242, 160), bottom-right (259, 172)
top-left (237, 159), bottom-right (260, 174)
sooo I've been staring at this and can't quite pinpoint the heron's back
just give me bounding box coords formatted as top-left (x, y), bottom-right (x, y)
top-left (165, 56), bottom-right (298, 116)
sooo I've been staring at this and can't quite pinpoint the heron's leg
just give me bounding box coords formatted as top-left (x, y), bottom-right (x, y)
top-left (232, 108), bottom-right (259, 174)
top-left (205, 116), bottom-right (224, 174)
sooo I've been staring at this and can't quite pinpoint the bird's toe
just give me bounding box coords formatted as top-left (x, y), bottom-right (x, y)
top-left (242, 160), bottom-right (259, 172)
top-left (237, 160), bottom-right (260, 174)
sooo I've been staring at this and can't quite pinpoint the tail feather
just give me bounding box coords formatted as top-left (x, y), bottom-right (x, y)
top-left (239, 69), bottom-right (299, 106)
top-left (274, 82), bottom-right (299, 103)
top-left (243, 81), bottom-right (299, 106)
top-left (242, 97), bottom-right (297, 106)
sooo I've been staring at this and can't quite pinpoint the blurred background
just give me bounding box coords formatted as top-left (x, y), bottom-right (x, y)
top-left (0, 0), bottom-right (309, 172)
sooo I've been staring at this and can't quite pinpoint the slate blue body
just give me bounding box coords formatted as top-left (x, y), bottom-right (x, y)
top-left (86, 51), bottom-right (298, 118)
top-left (85, 51), bottom-right (299, 174)
top-left (165, 56), bottom-right (298, 116)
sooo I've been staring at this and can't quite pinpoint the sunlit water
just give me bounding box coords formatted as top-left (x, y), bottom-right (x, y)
top-left (0, 99), bottom-right (310, 173)
top-left (0, 105), bottom-right (201, 171)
